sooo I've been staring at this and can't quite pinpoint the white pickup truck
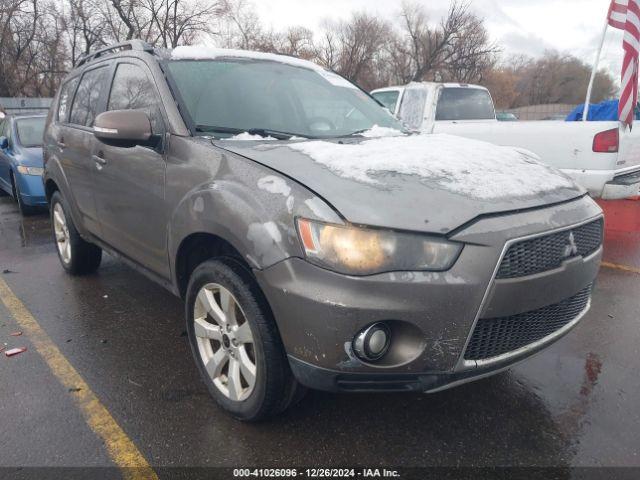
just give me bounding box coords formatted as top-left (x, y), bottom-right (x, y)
top-left (371, 83), bottom-right (640, 199)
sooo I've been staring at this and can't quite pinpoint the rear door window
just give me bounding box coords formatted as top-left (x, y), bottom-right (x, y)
top-left (69, 66), bottom-right (110, 127)
top-left (107, 63), bottom-right (165, 134)
top-left (435, 88), bottom-right (495, 121)
top-left (57, 77), bottom-right (80, 122)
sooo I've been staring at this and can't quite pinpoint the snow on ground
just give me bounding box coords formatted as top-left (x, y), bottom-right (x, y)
top-left (288, 133), bottom-right (576, 200)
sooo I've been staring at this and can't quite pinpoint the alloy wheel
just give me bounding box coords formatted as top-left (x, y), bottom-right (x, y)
top-left (194, 283), bottom-right (257, 401)
top-left (53, 202), bottom-right (71, 264)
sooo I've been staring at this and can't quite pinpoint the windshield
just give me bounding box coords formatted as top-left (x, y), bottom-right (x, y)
top-left (16, 117), bottom-right (46, 147)
top-left (165, 59), bottom-right (403, 138)
top-left (435, 88), bottom-right (495, 121)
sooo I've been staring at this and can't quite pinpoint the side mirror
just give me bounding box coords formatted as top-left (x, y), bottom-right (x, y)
top-left (0, 136), bottom-right (8, 149)
top-left (94, 110), bottom-right (152, 147)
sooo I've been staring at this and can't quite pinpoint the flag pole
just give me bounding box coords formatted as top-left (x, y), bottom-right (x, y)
top-left (583, 18), bottom-right (610, 121)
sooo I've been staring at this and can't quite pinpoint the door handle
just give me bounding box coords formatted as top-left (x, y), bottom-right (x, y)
top-left (92, 153), bottom-right (107, 170)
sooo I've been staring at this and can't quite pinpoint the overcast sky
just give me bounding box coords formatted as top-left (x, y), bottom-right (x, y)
top-left (254, 0), bottom-right (624, 81)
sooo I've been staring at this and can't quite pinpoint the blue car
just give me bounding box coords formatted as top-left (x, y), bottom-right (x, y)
top-left (0, 113), bottom-right (47, 215)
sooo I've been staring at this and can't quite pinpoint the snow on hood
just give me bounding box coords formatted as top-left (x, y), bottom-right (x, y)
top-left (357, 125), bottom-right (405, 138)
top-left (287, 133), bottom-right (576, 200)
top-left (226, 132), bottom-right (278, 141)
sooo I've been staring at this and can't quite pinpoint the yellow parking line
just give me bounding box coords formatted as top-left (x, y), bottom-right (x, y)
top-left (0, 277), bottom-right (158, 480)
top-left (602, 261), bottom-right (640, 274)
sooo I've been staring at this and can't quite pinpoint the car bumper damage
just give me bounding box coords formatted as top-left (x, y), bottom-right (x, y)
top-left (255, 196), bottom-right (604, 393)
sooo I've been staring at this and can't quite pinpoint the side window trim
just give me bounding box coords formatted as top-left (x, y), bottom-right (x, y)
top-left (57, 75), bottom-right (80, 124)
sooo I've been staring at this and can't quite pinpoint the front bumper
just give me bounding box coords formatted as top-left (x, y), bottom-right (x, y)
top-left (602, 169), bottom-right (640, 200)
top-left (15, 172), bottom-right (47, 206)
top-left (564, 167), bottom-right (640, 200)
top-left (255, 196), bottom-right (603, 392)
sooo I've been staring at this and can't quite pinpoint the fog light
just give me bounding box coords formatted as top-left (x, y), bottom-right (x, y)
top-left (352, 323), bottom-right (391, 362)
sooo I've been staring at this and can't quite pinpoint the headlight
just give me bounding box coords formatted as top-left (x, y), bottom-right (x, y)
top-left (17, 166), bottom-right (44, 176)
top-left (296, 218), bottom-right (463, 275)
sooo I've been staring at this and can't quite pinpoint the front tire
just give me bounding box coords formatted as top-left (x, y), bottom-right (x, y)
top-left (50, 191), bottom-right (102, 275)
top-left (185, 257), bottom-right (303, 421)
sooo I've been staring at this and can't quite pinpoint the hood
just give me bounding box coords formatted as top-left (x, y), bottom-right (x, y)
top-left (16, 146), bottom-right (44, 168)
top-left (214, 133), bottom-right (585, 234)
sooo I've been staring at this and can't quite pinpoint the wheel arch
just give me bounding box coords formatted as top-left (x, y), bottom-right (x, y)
top-left (174, 231), bottom-right (249, 299)
top-left (45, 178), bottom-right (59, 203)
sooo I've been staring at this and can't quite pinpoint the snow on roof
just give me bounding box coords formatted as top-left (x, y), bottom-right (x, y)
top-left (171, 45), bottom-right (357, 89)
top-left (172, 45), bottom-right (321, 70)
top-left (288, 133), bottom-right (576, 200)
top-left (372, 82), bottom-right (488, 94)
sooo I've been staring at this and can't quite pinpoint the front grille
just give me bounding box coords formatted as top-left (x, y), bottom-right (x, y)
top-left (464, 284), bottom-right (592, 361)
top-left (497, 219), bottom-right (603, 279)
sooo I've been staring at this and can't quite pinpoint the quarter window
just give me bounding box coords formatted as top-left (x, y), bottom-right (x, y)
top-left (108, 63), bottom-right (164, 133)
top-left (57, 77), bottom-right (79, 122)
top-left (69, 67), bottom-right (110, 127)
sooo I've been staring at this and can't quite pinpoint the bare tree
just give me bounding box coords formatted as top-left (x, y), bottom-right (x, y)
top-left (144, 0), bottom-right (224, 48)
top-left (397, 1), bottom-right (498, 83)
top-left (317, 12), bottom-right (390, 88)
top-left (217, 0), bottom-right (262, 49)
top-left (0, 0), bottom-right (41, 95)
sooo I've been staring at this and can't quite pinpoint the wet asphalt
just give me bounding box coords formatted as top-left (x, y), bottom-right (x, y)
top-left (0, 194), bottom-right (639, 471)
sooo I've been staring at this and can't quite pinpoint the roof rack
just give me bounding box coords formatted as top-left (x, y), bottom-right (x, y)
top-left (75, 40), bottom-right (154, 68)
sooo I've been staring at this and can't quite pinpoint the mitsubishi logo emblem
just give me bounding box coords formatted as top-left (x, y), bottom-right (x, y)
top-left (563, 231), bottom-right (579, 258)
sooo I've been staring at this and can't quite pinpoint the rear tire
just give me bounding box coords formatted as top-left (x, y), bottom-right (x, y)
top-left (50, 191), bottom-right (102, 275)
top-left (185, 257), bottom-right (303, 421)
top-left (11, 173), bottom-right (37, 216)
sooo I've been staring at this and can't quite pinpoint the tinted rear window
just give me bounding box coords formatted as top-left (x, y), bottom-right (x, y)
top-left (16, 117), bottom-right (46, 147)
top-left (435, 88), bottom-right (495, 121)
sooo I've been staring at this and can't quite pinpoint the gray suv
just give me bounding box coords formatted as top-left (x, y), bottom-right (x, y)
top-left (43, 40), bottom-right (603, 421)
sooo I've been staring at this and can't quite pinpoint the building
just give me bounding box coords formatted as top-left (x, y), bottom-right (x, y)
top-left (0, 97), bottom-right (52, 115)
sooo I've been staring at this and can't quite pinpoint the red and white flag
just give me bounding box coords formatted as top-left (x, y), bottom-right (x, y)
top-left (609, 0), bottom-right (640, 127)
top-left (609, 0), bottom-right (629, 29)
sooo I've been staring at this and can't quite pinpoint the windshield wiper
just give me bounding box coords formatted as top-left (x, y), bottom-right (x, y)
top-left (338, 127), bottom-right (413, 138)
top-left (195, 125), bottom-right (309, 140)
top-left (195, 125), bottom-right (244, 135)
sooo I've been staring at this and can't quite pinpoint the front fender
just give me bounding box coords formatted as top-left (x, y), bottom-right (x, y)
top-left (167, 144), bottom-right (344, 289)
